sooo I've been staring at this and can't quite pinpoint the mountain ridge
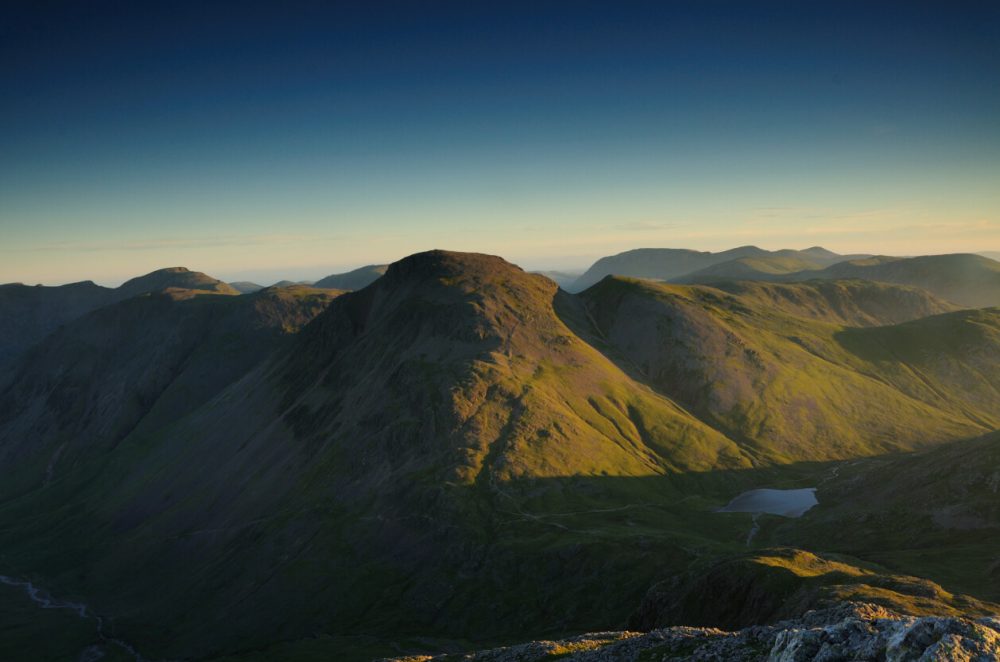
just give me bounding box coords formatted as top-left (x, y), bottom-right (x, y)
top-left (0, 266), bottom-right (242, 374)
top-left (569, 246), bottom-right (864, 292)
top-left (314, 263), bottom-right (389, 290)
top-left (677, 253), bottom-right (1000, 308)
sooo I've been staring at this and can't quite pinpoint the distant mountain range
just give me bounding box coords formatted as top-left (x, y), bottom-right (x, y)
top-left (1, 249), bottom-right (1000, 659)
top-left (568, 245), bottom-right (870, 291)
top-left (567, 246), bottom-right (1000, 309)
top-left (676, 253), bottom-right (1000, 308)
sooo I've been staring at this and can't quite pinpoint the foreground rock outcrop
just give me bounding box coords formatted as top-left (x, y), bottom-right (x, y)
top-left (385, 603), bottom-right (1000, 661)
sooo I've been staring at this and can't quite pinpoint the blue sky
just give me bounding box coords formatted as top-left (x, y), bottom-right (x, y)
top-left (2, 1), bottom-right (999, 285)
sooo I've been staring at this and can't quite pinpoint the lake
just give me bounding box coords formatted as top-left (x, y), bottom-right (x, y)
top-left (717, 487), bottom-right (818, 518)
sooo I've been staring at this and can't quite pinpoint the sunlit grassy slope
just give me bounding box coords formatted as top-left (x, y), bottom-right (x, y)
top-left (577, 277), bottom-right (998, 461)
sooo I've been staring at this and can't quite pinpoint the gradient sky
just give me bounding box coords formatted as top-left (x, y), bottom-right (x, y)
top-left (2, 1), bottom-right (999, 285)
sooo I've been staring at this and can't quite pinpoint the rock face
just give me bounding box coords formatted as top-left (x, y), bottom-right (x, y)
top-left (385, 603), bottom-right (1000, 661)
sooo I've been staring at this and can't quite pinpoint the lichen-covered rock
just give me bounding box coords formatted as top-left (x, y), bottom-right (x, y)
top-left (382, 602), bottom-right (1000, 661)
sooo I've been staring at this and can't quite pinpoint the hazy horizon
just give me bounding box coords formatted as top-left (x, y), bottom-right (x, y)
top-left (3, 2), bottom-right (998, 285)
top-left (4, 243), bottom-right (1000, 289)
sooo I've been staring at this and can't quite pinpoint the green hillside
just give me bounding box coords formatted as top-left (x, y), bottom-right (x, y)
top-left (576, 277), bottom-right (996, 462)
top-left (675, 254), bottom-right (829, 282)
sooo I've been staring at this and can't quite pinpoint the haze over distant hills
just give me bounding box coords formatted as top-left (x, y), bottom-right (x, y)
top-left (567, 246), bottom-right (870, 292)
top-left (567, 246), bottom-right (1000, 309)
top-left (2, 248), bottom-right (1000, 659)
top-left (678, 253), bottom-right (1000, 308)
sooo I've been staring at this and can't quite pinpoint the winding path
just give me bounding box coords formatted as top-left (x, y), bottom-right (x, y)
top-left (0, 574), bottom-right (148, 662)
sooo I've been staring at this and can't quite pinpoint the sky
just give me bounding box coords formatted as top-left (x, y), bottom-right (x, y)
top-left (2, 1), bottom-right (999, 285)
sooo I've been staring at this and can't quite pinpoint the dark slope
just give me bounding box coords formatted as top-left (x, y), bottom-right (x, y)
top-left (0, 280), bottom-right (115, 374)
top-left (0, 267), bottom-right (241, 373)
top-left (314, 263), bottom-right (389, 290)
top-left (569, 246), bottom-right (855, 292)
top-left (0, 285), bottom-right (341, 500)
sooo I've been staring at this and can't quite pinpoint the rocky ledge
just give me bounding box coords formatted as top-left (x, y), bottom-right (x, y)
top-left (383, 602), bottom-right (1000, 661)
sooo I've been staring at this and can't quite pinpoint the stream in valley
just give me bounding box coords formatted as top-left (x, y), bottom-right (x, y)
top-left (0, 574), bottom-right (147, 661)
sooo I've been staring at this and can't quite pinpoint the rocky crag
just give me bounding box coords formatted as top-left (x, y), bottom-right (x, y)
top-left (385, 602), bottom-right (1000, 661)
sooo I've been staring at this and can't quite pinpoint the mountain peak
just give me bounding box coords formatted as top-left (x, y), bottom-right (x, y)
top-left (801, 245), bottom-right (839, 258)
top-left (117, 267), bottom-right (239, 298)
top-left (383, 249), bottom-right (522, 283)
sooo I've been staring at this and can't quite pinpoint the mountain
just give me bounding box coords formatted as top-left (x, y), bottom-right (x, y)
top-left (0, 251), bottom-right (750, 659)
top-left (0, 284), bottom-right (342, 500)
top-left (229, 281), bottom-right (265, 294)
top-left (570, 246), bottom-right (765, 291)
top-left (569, 246), bottom-right (857, 292)
top-left (0, 266), bottom-right (240, 375)
top-left (314, 263), bottom-right (389, 289)
top-left (576, 277), bottom-right (995, 462)
top-left (1, 251), bottom-right (999, 660)
top-left (0, 280), bottom-right (114, 374)
top-left (672, 250), bottom-right (873, 283)
top-left (709, 279), bottom-right (958, 326)
top-left (676, 254), bottom-right (830, 282)
top-left (678, 253), bottom-right (1000, 308)
top-left (798, 254), bottom-right (1000, 308)
top-left (980, 251), bottom-right (1000, 261)
top-left (116, 266), bottom-right (240, 298)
